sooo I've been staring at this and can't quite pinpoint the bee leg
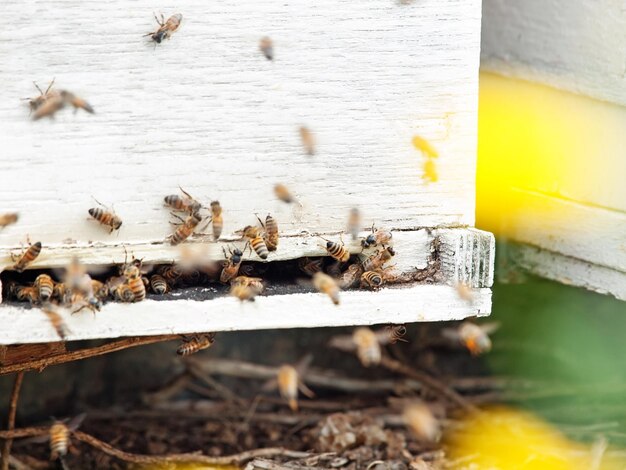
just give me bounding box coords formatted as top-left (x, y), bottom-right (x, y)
top-left (297, 381), bottom-right (316, 399)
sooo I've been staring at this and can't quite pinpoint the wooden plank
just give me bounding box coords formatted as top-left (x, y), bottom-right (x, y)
top-left (0, 0), bottom-right (481, 256)
top-left (481, 0), bottom-right (626, 107)
top-left (0, 342), bottom-right (67, 367)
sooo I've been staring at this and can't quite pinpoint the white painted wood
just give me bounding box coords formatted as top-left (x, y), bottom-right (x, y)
top-left (0, 285), bottom-right (491, 345)
top-left (481, 0), bottom-right (626, 107)
top-left (0, 0), bottom-right (482, 255)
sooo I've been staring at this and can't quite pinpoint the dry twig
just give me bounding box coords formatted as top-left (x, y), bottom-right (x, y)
top-left (1, 372), bottom-right (24, 470)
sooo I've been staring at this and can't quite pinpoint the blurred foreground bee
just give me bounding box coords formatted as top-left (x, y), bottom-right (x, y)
top-left (32, 90), bottom-right (94, 120)
top-left (146, 13), bottom-right (182, 44)
top-left (230, 283), bottom-right (261, 302)
top-left (150, 274), bottom-right (169, 294)
top-left (455, 282), bottom-right (474, 303)
top-left (41, 304), bottom-right (71, 340)
top-left (210, 201), bottom-right (223, 240)
top-left (361, 246), bottom-right (395, 272)
top-left (0, 212), bottom-right (18, 229)
top-left (322, 237), bottom-right (350, 263)
top-left (274, 183), bottom-right (296, 204)
top-left (231, 275), bottom-right (264, 293)
top-left (242, 225), bottom-right (269, 260)
top-left (263, 355), bottom-right (314, 412)
top-left (403, 402), bottom-right (440, 442)
top-left (361, 224), bottom-right (392, 249)
top-left (312, 272), bottom-right (340, 305)
top-left (299, 126), bottom-right (316, 156)
top-left (347, 208), bottom-right (361, 241)
top-left (257, 214), bottom-right (278, 251)
top-left (177, 333), bottom-right (215, 356)
top-left (11, 238), bottom-right (42, 272)
top-left (164, 187), bottom-right (202, 214)
top-left (169, 212), bottom-right (203, 245)
top-left (259, 36), bottom-right (273, 60)
top-left (441, 321), bottom-right (500, 356)
top-left (412, 135), bottom-right (438, 159)
top-left (88, 199), bottom-right (122, 233)
top-left (298, 257), bottom-right (323, 277)
top-left (34, 274), bottom-right (54, 301)
top-left (329, 325), bottom-right (407, 367)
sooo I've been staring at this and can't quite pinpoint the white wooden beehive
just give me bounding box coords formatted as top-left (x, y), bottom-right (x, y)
top-left (0, 0), bottom-right (492, 344)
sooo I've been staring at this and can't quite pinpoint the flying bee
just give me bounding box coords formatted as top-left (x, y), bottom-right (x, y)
top-left (403, 402), bottom-right (440, 442)
top-left (298, 257), bottom-right (323, 277)
top-left (11, 238), bottom-right (42, 272)
top-left (329, 326), bottom-right (408, 367)
top-left (88, 199), bottom-right (122, 233)
top-left (262, 355), bottom-right (314, 412)
top-left (361, 246), bottom-right (395, 272)
top-left (257, 214), bottom-right (279, 251)
top-left (274, 183), bottom-right (296, 204)
top-left (150, 274), bottom-right (169, 294)
top-left (0, 212), bottom-right (18, 229)
top-left (41, 304), bottom-right (71, 340)
top-left (168, 211), bottom-right (203, 245)
top-left (298, 126), bottom-right (316, 156)
top-left (231, 276), bottom-right (264, 293)
top-left (259, 36), bottom-right (273, 60)
top-left (455, 282), bottom-right (474, 303)
top-left (339, 263), bottom-right (363, 289)
top-left (412, 135), bottom-right (438, 159)
top-left (209, 201), bottom-right (223, 240)
top-left (312, 272), bottom-right (340, 305)
top-left (242, 225), bottom-right (269, 260)
top-left (360, 270), bottom-right (384, 290)
top-left (220, 246), bottom-right (243, 283)
top-left (123, 264), bottom-right (146, 302)
top-left (32, 90), bottom-right (94, 120)
top-left (441, 321), bottom-right (500, 356)
top-left (230, 283), bottom-right (260, 302)
top-left (361, 224), bottom-right (392, 249)
top-left (176, 333), bottom-right (215, 356)
top-left (34, 274), bottom-right (54, 301)
top-left (321, 237), bottom-right (350, 263)
top-left (347, 208), bottom-right (361, 241)
top-left (146, 13), bottom-right (182, 44)
top-left (164, 187), bottom-right (202, 214)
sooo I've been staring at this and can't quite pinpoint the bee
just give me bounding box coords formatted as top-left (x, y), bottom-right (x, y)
top-left (274, 183), bottom-right (296, 204)
top-left (259, 36), bottom-right (274, 60)
top-left (230, 283), bottom-right (260, 302)
top-left (298, 126), bottom-right (316, 156)
top-left (41, 305), bottom-right (71, 340)
top-left (298, 257), bottom-right (323, 277)
top-left (257, 214), bottom-right (278, 251)
top-left (150, 274), bottom-right (169, 294)
top-left (25, 79), bottom-right (57, 113)
top-left (231, 276), bottom-right (264, 293)
top-left (146, 13), bottom-right (183, 44)
top-left (210, 201), bottom-right (223, 240)
top-left (69, 291), bottom-right (102, 314)
top-left (242, 225), bottom-right (269, 260)
top-left (164, 187), bottom-right (202, 214)
top-left (322, 238), bottom-right (350, 263)
top-left (34, 274), bottom-right (54, 301)
top-left (455, 282), bottom-right (474, 303)
top-left (168, 212), bottom-right (203, 245)
top-left (88, 199), bottom-right (122, 233)
top-left (32, 90), bottom-right (94, 120)
top-left (176, 333), bottom-right (215, 356)
top-left (347, 208), bottom-right (361, 241)
top-left (352, 327), bottom-right (381, 367)
top-left (339, 263), bottom-right (363, 289)
top-left (361, 224), bottom-right (392, 249)
top-left (312, 272), bottom-right (340, 305)
top-left (0, 212), bottom-right (18, 229)
top-left (220, 246), bottom-right (243, 283)
top-left (114, 283), bottom-right (135, 303)
top-left (384, 325), bottom-right (408, 344)
top-left (361, 246), bottom-right (395, 272)
top-left (412, 135), bottom-right (438, 159)
top-left (123, 264), bottom-right (146, 302)
top-left (360, 270), bottom-right (384, 290)
top-left (14, 286), bottom-right (38, 303)
top-left (441, 321), bottom-right (500, 356)
top-left (49, 414), bottom-right (86, 461)
top-left (52, 283), bottom-right (69, 303)
top-left (158, 265), bottom-right (184, 287)
top-left (11, 239), bottom-right (42, 272)
top-left (92, 279), bottom-right (108, 301)
top-left (403, 403), bottom-right (440, 442)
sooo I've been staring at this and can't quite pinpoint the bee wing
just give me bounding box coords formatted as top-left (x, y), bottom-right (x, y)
top-left (374, 327), bottom-right (408, 345)
top-left (440, 327), bottom-right (461, 342)
top-left (260, 377), bottom-right (278, 392)
top-left (479, 322), bottom-right (501, 335)
top-left (294, 353), bottom-right (314, 376)
top-left (298, 381), bottom-right (316, 399)
top-left (66, 412), bottom-right (87, 432)
top-left (328, 334), bottom-right (356, 351)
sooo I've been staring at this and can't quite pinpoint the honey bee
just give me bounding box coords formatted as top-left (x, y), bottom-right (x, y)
top-left (298, 126), bottom-right (316, 156)
top-left (123, 264), bottom-right (146, 302)
top-left (168, 212), bottom-right (203, 245)
top-left (88, 199), bottom-right (122, 233)
top-left (312, 272), bottom-right (340, 305)
top-left (455, 282), bottom-right (474, 303)
top-left (441, 321), bottom-right (500, 356)
top-left (347, 208), bottom-right (361, 241)
top-left (11, 239), bottom-right (42, 272)
top-left (361, 246), bottom-right (395, 272)
top-left (176, 333), bottom-right (215, 356)
top-left (69, 291), bottom-right (102, 314)
top-left (361, 224), bottom-right (392, 249)
top-left (352, 327), bottom-right (381, 367)
top-left (322, 238), bottom-right (350, 263)
top-left (383, 325), bottom-right (408, 344)
top-left (34, 274), bottom-right (54, 301)
top-left (114, 283), bottom-right (135, 303)
top-left (14, 286), bottom-right (38, 303)
top-left (48, 414), bottom-right (85, 461)
top-left (146, 13), bottom-right (183, 44)
top-left (257, 214), bottom-right (278, 251)
top-left (52, 283), bottom-right (70, 303)
top-left (0, 212), bottom-right (18, 229)
top-left (210, 201), bottom-right (223, 240)
top-left (338, 263), bottom-right (363, 289)
top-left (242, 225), bottom-right (269, 260)
top-left (150, 274), bottom-right (169, 294)
top-left (41, 305), bottom-right (71, 340)
top-left (360, 270), bottom-right (383, 290)
top-left (275, 362), bottom-right (315, 412)
top-left (231, 276), bottom-right (264, 293)
top-left (259, 36), bottom-right (274, 60)
top-left (25, 79), bottom-right (57, 113)
top-left (403, 403), bottom-right (440, 442)
top-left (92, 279), bottom-right (108, 301)
top-left (32, 90), bottom-right (94, 120)
top-left (298, 257), bottom-right (323, 277)
top-left (220, 246), bottom-right (243, 283)
top-left (412, 135), bottom-right (438, 159)
top-left (164, 187), bottom-right (202, 214)
top-left (230, 283), bottom-right (260, 302)
top-left (274, 183), bottom-right (296, 204)
top-left (158, 265), bottom-right (184, 287)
